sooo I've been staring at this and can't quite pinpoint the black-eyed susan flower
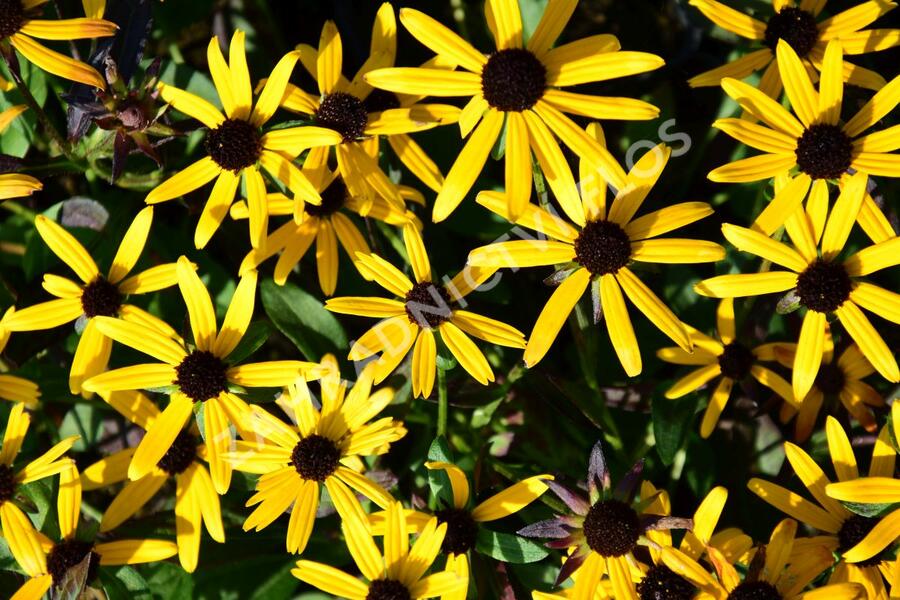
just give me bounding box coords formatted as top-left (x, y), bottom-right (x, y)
top-left (232, 147), bottom-right (415, 295)
top-left (0, 105), bottom-right (41, 201)
top-left (292, 501), bottom-right (466, 599)
top-left (278, 3), bottom-right (460, 198)
top-left (469, 138), bottom-right (724, 375)
top-left (2, 209), bottom-right (179, 397)
top-left (658, 298), bottom-right (794, 438)
top-left (695, 173), bottom-right (900, 401)
top-left (709, 41), bottom-right (900, 234)
top-left (689, 0), bottom-right (899, 91)
top-left (662, 517), bottom-right (865, 600)
top-left (80, 390), bottom-right (223, 573)
top-left (224, 357), bottom-right (404, 554)
top-left (327, 224), bottom-right (524, 397)
top-left (0, 308), bottom-right (39, 408)
top-left (365, 1), bottom-right (664, 222)
top-left (0, 0), bottom-right (115, 88)
top-left (749, 417), bottom-right (898, 598)
top-left (82, 257), bottom-right (323, 494)
top-left (145, 30), bottom-right (343, 249)
top-left (828, 473), bottom-right (900, 573)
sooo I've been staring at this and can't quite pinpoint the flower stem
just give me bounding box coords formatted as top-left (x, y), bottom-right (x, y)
top-left (437, 365), bottom-right (449, 437)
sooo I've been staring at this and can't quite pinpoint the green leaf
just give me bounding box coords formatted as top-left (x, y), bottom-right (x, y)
top-left (260, 279), bottom-right (347, 361)
top-left (226, 321), bottom-right (272, 364)
top-left (427, 436), bottom-right (455, 508)
top-left (652, 394), bottom-right (700, 466)
top-left (841, 501), bottom-right (898, 518)
top-left (99, 566), bottom-right (152, 600)
top-left (142, 562), bottom-right (194, 600)
top-left (475, 529), bottom-right (548, 563)
top-left (248, 562), bottom-right (298, 600)
top-left (59, 403), bottom-right (104, 451)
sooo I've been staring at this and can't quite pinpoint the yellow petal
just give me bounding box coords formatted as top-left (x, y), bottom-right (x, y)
top-left (523, 268), bottom-right (590, 367)
top-left (34, 214), bottom-right (99, 283)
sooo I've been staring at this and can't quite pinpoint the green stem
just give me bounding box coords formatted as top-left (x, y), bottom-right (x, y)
top-left (437, 365), bottom-right (449, 437)
top-left (0, 200), bottom-right (36, 221)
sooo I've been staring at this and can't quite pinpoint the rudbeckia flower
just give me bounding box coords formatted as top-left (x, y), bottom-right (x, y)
top-left (2, 209), bottom-right (179, 397)
top-left (468, 137), bottom-right (724, 375)
top-left (658, 298), bottom-right (794, 438)
top-left (0, 308), bottom-right (39, 408)
top-left (82, 257), bottom-right (323, 494)
top-left (278, 3), bottom-right (460, 198)
top-left (749, 418), bottom-right (897, 598)
top-left (145, 30), bottom-right (343, 249)
top-left (689, 0), bottom-right (899, 92)
top-left (0, 0), bottom-right (115, 88)
top-left (224, 356), bottom-right (405, 554)
top-left (662, 518), bottom-right (865, 600)
top-left (365, 1), bottom-right (664, 222)
top-left (709, 41), bottom-right (900, 234)
top-left (5, 462), bottom-right (177, 600)
top-left (232, 147), bottom-right (416, 295)
top-left (0, 105), bottom-right (41, 201)
top-left (695, 172), bottom-right (900, 400)
top-left (326, 224), bottom-right (525, 397)
top-left (292, 501), bottom-right (466, 599)
top-left (80, 390), bottom-right (224, 573)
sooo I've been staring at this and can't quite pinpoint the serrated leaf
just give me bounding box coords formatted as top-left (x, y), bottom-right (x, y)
top-left (260, 280), bottom-right (347, 361)
top-left (475, 529), bottom-right (548, 563)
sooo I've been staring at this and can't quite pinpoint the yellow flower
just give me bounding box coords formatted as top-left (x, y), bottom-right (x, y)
top-left (2, 209), bottom-right (179, 397)
top-left (709, 40), bottom-right (900, 234)
top-left (365, 0), bottom-right (664, 222)
top-left (81, 257), bottom-right (323, 494)
top-left (144, 29), bottom-right (343, 249)
top-left (224, 356), bottom-right (405, 554)
top-left (278, 3), bottom-right (460, 197)
top-left (695, 171), bottom-right (900, 400)
top-left (468, 136), bottom-right (724, 375)
top-left (0, 308), bottom-right (40, 408)
top-left (0, 105), bottom-right (41, 201)
top-left (663, 518), bottom-right (865, 600)
top-left (689, 0), bottom-right (898, 91)
top-left (0, 0), bottom-right (115, 88)
top-left (231, 147), bottom-right (415, 295)
top-left (292, 501), bottom-right (466, 599)
top-left (327, 224), bottom-right (525, 397)
top-left (657, 298), bottom-right (794, 438)
top-left (750, 417), bottom-right (897, 598)
top-left (80, 390), bottom-right (224, 573)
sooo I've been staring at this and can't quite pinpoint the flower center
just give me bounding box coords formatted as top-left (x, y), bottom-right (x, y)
top-left (718, 342), bottom-right (755, 381)
top-left (404, 282), bottom-right (453, 329)
top-left (315, 92), bottom-right (369, 142)
top-left (838, 515), bottom-right (884, 567)
top-left (290, 434), bottom-right (341, 482)
top-left (480, 48), bottom-right (547, 112)
top-left (363, 89), bottom-right (401, 113)
top-left (80, 276), bottom-right (123, 318)
top-left (366, 579), bottom-right (411, 600)
top-left (764, 7), bottom-right (818, 57)
top-left (304, 178), bottom-right (348, 218)
top-left (156, 430), bottom-right (198, 475)
top-left (0, 464), bottom-right (17, 504)
top-left (574, 220), bottom-right (632, 276)
top-left (727, 581), bottom-right (783, 600)
top-left (205, 118), bottom-right (262, 172)
top-left (795, 124), bottom-right (853, 180)
top-left (795, 259), bottom-right (852, 313)
top-left (814, 362), bottom-right (845, 395)
top-left (174, 350), bottom-right (228, 402)
top-left (46, 540), bottom-right (99, 586)
top-left (582, 499), bottom-right (641, 557)
top-left (637, 564), bottom-right (696, 600)
top-left (435, 507), bottom-right (479, 555)
top-left (0, 0), bottom-right (25, 40)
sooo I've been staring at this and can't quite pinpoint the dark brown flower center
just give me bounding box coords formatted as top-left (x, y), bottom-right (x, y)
top-left (435, 507), bottom-right (479, 555)
top-left (0, 464), bottom-right (16, 503)
top-left (765, 7), bottom-right (818, 57)
top-left (46, 540), bottom-right (99, 586)
top-left (315, 92), bottom-right (369, 142)
top-left (156, 430), bottom-right (198, 475)
top-left (174, 350), bottom-right (228, 402)
top-left (796, 259), bottom-right (852, 313)
top-left (574, 220), bottom-right (632, 276)
top-left (638, 564), bottom-right (696, 600)
top-left (0, 0), bottom-right (25, 39)
top-left (583, 499), bottom-right (641, 557)
top-left (814, 362), bottom-right (846, 395)
top-left (838, 515), bottom-right (884, 567)
top-left (205, 118), bottom-right (262, 172)
top-left (727, 581), bottom-right (783, 600)
top-left (718, 342), bottom-right (755, 381)
top-left (481, 48), bottom-right (547, 112)
top-left (363, 89), bottom-right (401, 113)
top-left (404, 282), bottom-right (453, 329)
top-left (366, 579), bottom-right (411, 600)
top-left (304, 178), bottom-right (348, 218)
top-left (80, 276), bottom-right (123, 318)
top-left (290, 434), bottom-right (341, 482)
top-left (795, 124), bottom-right (853, 181)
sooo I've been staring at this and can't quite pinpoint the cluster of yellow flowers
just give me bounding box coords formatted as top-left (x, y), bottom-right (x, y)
top-left (1, 0), bottom-right (899, 598)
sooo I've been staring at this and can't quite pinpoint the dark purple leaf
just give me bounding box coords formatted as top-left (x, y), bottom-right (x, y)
top-left (546, 480), bottom-right (590, 516)
top-left (588, 440), bottom-right (611, 499)
top-left (555, 550), bottom-right (588, 586)
top-left (614, 459), bottom-right (644, 503)
top-left (517, 518), bottom-right (569, 539)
